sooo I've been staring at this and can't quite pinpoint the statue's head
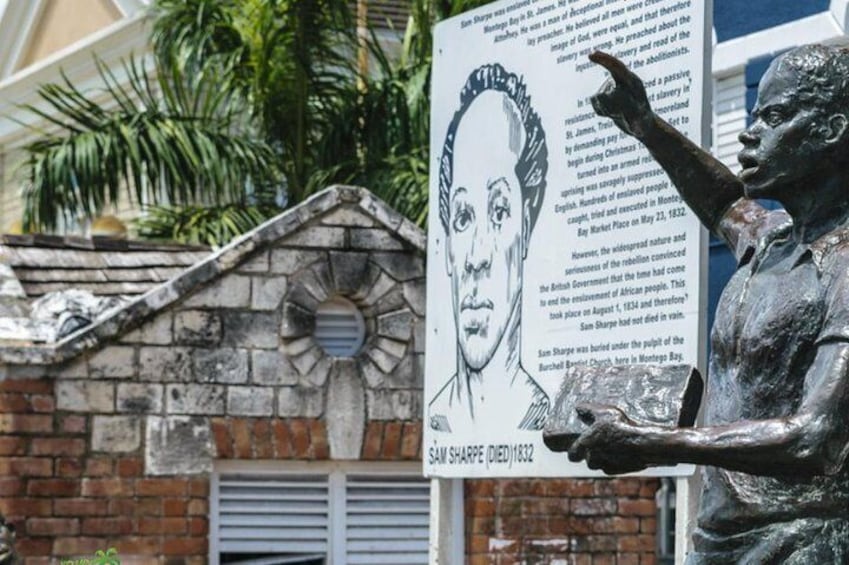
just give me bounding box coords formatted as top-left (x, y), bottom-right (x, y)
top-left (738, 45), bottom-right (849, 202)
top-left (438, 64), bottom-right (547, 370)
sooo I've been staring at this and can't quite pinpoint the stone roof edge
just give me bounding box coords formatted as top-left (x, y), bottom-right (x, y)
top-left (0, 185), bottom-right (426, 365)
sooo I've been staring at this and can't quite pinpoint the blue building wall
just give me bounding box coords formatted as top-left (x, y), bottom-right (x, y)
top-left (713, 0), bottom-right (829, 42)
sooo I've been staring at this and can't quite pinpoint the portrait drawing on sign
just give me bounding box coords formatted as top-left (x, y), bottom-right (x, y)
top-left (429, 63), bottom-right (550, 434)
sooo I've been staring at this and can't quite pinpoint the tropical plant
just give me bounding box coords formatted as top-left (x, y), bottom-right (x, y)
top-left (19, 0), bottom-right (494, 243)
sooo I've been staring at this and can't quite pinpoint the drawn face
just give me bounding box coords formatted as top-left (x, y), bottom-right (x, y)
top-left (446, 91), bottom-right (527, 370)
top-left (738, 63), bottom-right (831, 201)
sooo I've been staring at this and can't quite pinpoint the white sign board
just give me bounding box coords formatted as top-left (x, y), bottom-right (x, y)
top-left (424, 0), bottom-right (709, 477)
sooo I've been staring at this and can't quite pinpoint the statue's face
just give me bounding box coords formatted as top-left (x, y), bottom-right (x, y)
top-left (737, 63), bottom-right (830, 201)
top-left (446, 91), bottom-right (526, 370)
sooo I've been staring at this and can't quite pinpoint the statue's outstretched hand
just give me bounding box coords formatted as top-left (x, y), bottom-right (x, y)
top-left (589, 51), bottom-right (654, 140)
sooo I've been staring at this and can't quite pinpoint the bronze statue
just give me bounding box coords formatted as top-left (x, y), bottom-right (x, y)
top-left (565, 45), bottom-right (849, 563)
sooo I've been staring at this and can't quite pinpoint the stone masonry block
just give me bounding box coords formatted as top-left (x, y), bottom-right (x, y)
top-left (92, 415), bottom-right (141, 452)
top-left (220, 311), bottom-right (278, 349)
top-left (269, 249), bottom-right (323, 276)
top-left (174, 310), bottom-right (222, 346)
top-left (238, 250), bottom-right (270, 273)
top-left (280, 302), bottom-right (315, 339)
top-left (252, 350), bottom-right (298, 385)
top-left (227, 386), bottom-right (274, 416)
top-left (371, 253), bottom-right (424, 282)
top-left (183, 274), bottom-right (251, 308)
top-left (366, 389), bottom-right (421, 420)
top-left (402, 280), bottom-right (425, 316)
top-left (117, 383), bottom-right (163, 413)
top-left (193, 348), bottom-right (248, 384)
top-left (139, 347), bottom-right (193, 382)
top-left (123, 313), bottom-right (172, 345)
top-left (166, 384), bottom-right (225, 415)
top-left (362, 272), bottom-right (397, 307)
top-left (88, 346), bottom-right (136, 378)
top-left (350, 228), bottom-right (404, 251)
top-left (146, 416), bottom-right (213, 475)
top-left (329, 251), bottom-right (369, 295)
top-left (251, 276), bottom-right (288, 310)
top-left (377, 309), bottom-right (413, 341)
top-left (57, 381), bottom-right (114, 412)
top-left (320, 207), bottom-right (375, 227)
top-left (279, 226), bottom-right (346, 249)
top-left (278, 387), bottom-right (325, 418)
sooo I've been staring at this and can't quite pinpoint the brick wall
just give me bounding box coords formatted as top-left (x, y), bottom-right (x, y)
top-left (466, 478), bottom-right (659, 565)
top-left (0, 377), bottom-right (209, 565)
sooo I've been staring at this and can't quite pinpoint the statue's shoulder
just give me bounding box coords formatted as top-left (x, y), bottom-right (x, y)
top-left (810, 226), bottom-right (849, 274)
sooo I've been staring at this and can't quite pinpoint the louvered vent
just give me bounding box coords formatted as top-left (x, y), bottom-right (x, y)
top-left (345, 475), bottom-right (430, 564)
top-left (713, 73), bottom-right (746, 173)
top-left (314, 297), bottom-right (366, 357)
top-left (217, 474), bottom-right (330, 555)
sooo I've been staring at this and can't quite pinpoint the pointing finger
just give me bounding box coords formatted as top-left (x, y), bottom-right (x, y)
top-left (589, 51), bottom-right (640, 88)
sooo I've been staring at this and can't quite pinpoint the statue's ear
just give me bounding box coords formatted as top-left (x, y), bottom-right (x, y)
top-left (824, 113), bottom-right (849, 144)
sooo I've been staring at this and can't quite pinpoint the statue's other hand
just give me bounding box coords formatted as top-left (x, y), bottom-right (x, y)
top-left (567, 403), bottom-right (648, 475)
top-left (589, 51), bottom-right (654, 140)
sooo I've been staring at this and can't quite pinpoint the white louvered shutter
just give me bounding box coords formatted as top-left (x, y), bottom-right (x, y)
top-left (314, 298), bottom-right (366, 357)
top-left (344, 475), bottom-right (430, 564)
top-left (217, 473), bottom-right (330, 555)
top-left (712, 73), bottom-right (746, 173)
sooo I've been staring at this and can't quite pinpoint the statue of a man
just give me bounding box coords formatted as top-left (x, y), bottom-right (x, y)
top-left (567, 45), bottom-right (849, 563)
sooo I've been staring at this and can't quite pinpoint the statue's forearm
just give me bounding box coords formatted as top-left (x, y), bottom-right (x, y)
top-left (634, 414), bottom-right (832, 476)
top-left (638, 114), bottom-right (744, 233)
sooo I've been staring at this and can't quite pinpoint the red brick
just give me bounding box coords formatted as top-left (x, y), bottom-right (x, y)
top-left (187, 499), bottom-right (208, 516)
top-left (163, 498), bottom-right (188, 516)
top-left (115, 536), bottom-right (161, 555)
top-left (26, 518), bottom-right (79, 536)
top-left (52, 536), bottom-right (102, 556)
top-left (15, 537), bottom-right (52, 556)
top-left (361, 421), bottom-right (383, 459)
top-left (500, 480), bottom-right (533, 497)
top-left (54, 498), bottom-right (109, 516)
top-left (189, 516), bottom-right (207, 536)
top-left (617, 534), bottom-right (656, 553)
top-left (253, 419), bottom-right (273, 459)
top-left (0, 414), bottom-right (52, 434)
top-left (468, 498), bottom-right (495, 517)
top-left (0, 478), bottom-right (23, 496)
top-left (136, 478), bottom-right (188, 497)
top-left (59, 415), bottom-right (86, 433)
top-left (81, 516), bottom-right (133, 536)
top-left (613, 479), bottom-right (642, 497)
top-left (55, 458), bottom-right (83, 477)
top-left (0, 379), bottom-right (51, 394)
top-left (271, 420), bottom-right (291, 458)
top-left (592, 555), bottom-right (615, 565)
top-left (27, 479), bottom-right (78, 497)
top-left (467, 480), bottom-right (496, 498)
top-left (618, 553), bottom-right (640, 565)
top-left (0, 457), bottom-right (52, 477)
top-left (639, 480), bottom-right (660, 497)
top-left (0, 393), bottom-right (30, 412)
top-left (139, 517), bottom-right (187, 535)
top-left (400, 421), bottom-right (422, 459)
top-left (189, 478), bottom-right (209, 497)
top-left (0, 498), bottom-right (52, 517)
top-left (81, 478), bottom-right (134, 497)
top-left (109, 497), bottom-right (160, 517)
top-left (641, 554), bottom-right (658, 565)
top-left (210, 418), bottom-right (232, 458)
top-left (30, 395), bottom-right (54, 413)
top-left (618, 499), bottom-right (656, 517)
top-left (0, 437), bottom-right (26, 455)
top-left (116, 457), bottom-right (143, 477)
top-left (232, 419), bottom-right (252, 459)
top-left (640, 517), bottom-right (657, 534)
top-left (309, 419), bottom-right (329, 459)
top-left (162, 537), bottom-right (206, 556)
top-left (84, 457), bottom-right (113, 477)
top-left (547, 479), bottom-right (595, 497)
top-left (289, 419), bottom-right (310, 458)
top-left (30, 438), bottom-right (85, 456)
top-left (381, 421), bottom-right (403, 459)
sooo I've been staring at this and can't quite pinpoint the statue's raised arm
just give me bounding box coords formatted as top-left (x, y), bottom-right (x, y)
top-left (589, 51), bottom-right (744, 234)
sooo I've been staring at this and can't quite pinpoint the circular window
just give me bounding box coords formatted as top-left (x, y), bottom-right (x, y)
top-left (313, 297), bottom-right (366, 357)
